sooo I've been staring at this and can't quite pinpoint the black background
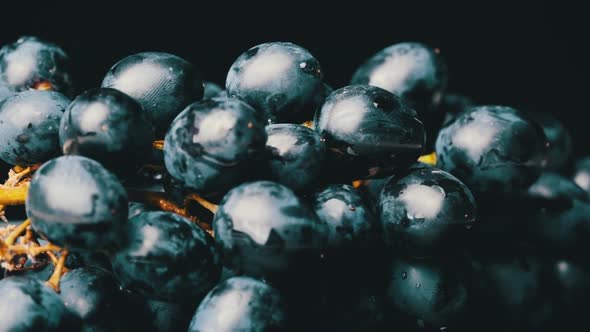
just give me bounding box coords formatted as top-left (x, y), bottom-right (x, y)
top-left (0, 2), bottom-right (587, 155)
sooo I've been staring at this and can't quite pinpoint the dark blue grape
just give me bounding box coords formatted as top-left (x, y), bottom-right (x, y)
top-left (529, 172), bottom-right (587, 201)
top-left (313, 184), bottom-right (384, 301)
top-left (526, 172), bottom-right (590, 254)
top-left (314, 85), bottom-right (425, 180)
top-left (529, 112), bottom-right (573, 172)
top-left (188, 276), bottom-right (286, 332)
top-left (573, 156), bottom-right (590, 196)
top-left (265, 123), bottom-right (326, 192)
top-left (0, 90), bottom-right (70, 166)
top-left (112, 211), bottom-right (220, 303)
top-left (59, 88), bottom-right (155, 174)
top-left (0, 277), bottom-right (81, 331)
top-left (385, 257), bottom-right (472, 330)
top-left (313, 184), bottom-right (379, 248)
top-left (60, 266), bottom-right (129, 331)
top-left (101, 52), bottom-right (204, 136)
top-left (379, 163), bottom-right (476, 255)
top-left (213, 181), bottom-right (326, 281)
top-left (549, 259), bottom-right (590, 329)
top-left (435, 105), bottom-right (548, 196)
top-left (26, 155), bottom-right (128, 250)
top-left (351, 42), bottom-right (447, 148)
top-left (470, 254), bottom-right (549, 330)
top-left (226, 42), bottom-right (326, 123)
top-left (163, 97), bottom-right (267, 198)
top-left (0, 36), bottom-right (74, 97)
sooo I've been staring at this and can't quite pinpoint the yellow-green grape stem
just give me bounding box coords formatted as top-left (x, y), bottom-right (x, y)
top-left (33, 81), bottom-right (54, 91)
top-left (153, 140), bottom-right (164, 150)
top-left (4, 219), bottom-right (30, 245)
top-left (187, 193), bottom-right (219, 214)
top-left (301, 120), bottom-right (314, 128)
top-left (127, 190), bottom-right (213, 236)
top-left (418, 152), bottom-right (437, 166)
top-left (0, 183), bottom-right (29, 206)
top-left (45, 250), bottom-right (69, 293)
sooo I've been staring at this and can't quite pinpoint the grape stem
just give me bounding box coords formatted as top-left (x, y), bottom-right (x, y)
top-left (127, 189), bottom-right (214, 236)
top-left (418, 152), bottom-right (437, 166)
top-left (0, 165), bottom-right (40, 216)
top-left (152, 140), bottom-right (164, 150)
top-left (187, 193), bottom-right (218, 214)
top-left (0, 184), bottom-right (29, 207)
top-left (301, 120), bottom-right (314, 128)
top-left (45, 250), bottom-right (69, 293)
top-left (4, 219), bottom-right (30, 245)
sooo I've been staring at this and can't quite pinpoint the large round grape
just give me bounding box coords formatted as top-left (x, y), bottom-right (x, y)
top-left (213, 181), bottom-right (326, 281)
top-left (0, 36), bottom-right (74, 97)
top-left (60, 266), bottom-right (130, 331)
top-left (0, 90), bottom-right (70, 166)
top-left (351, 42), bottom-right (447, 147)
top-left (226, 42), bottom-right (326, 123)
top-left (385, 257), bottom-right (472, 330)
top-left (314, 85), bottom-right (425, 180)
top-left (470, 254), bottom-right (549, 330)
top-left (59, 88), bottom-right (154, 174)
top-left (26, 155), bottom-right (128, 250)
top-left (188, 276), bottom-right (286, 332)
top-left (163, 97), bottom-right (267, 197)
top-left (379, 163), bottom-right (476, 254)
top-left (265, 123), bottom-right (326, 192)
top-left (101, 52), bottom-right (203, 135)
top-left (435, 105), bottom-right (547, 196)
top-left (112, 211), bottom-right (220, 303)
top-left (528, 112), bottom-right (573, 172)
top-left (0, 277), bottom-right (81, 331)
top-left (526, 172), bottom-right (590, 254)
top-left (351, 42), bottom-right (447, 111)
top-left (313, 184), bottom-right (379, 249)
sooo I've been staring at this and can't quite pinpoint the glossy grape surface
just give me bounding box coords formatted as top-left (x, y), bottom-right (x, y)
top-left (164, 97), bottom-right (267, 197)
top-left (435, 105), bottom-right (547, 196)
top-left (314, 85), bottom-right (425, 180)
top-left (26, 155), bottom-right (128, 250)
top-left (59, 88), bottom-right (154, 173)
top-left (226, 42), bottom-right (326, 123)
top-left (102, 52), bottom-right (203, 135)
top-left (0, 90), bottom-right (70, 166)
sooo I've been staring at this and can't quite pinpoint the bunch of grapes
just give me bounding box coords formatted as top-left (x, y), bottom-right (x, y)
top-left (0, 36), bottom-right (587, 332)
